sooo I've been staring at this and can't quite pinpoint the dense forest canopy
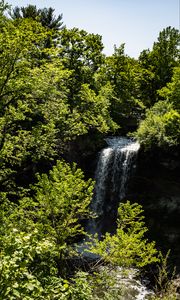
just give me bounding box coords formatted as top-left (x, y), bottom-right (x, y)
top-left (0, 1), bottom-right (179, 299)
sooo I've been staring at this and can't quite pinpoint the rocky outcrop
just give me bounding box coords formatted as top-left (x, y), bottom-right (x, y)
top-left (127, 146), bottom-right (180, 272)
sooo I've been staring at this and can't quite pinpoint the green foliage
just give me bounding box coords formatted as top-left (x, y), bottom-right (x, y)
top-left (59, 27), bottom-right (104, 71)
top-left (60, 272), bottom-right (94, 300)
top-left (0, 161), bottom-right (95, 299)
top-left (11, 160), bottom-right (94, 257)
top-left (0, 1), bottom-right (9, 16)
top-left (139, 26), bottom-right (180, 105)
top-left (134, 101), bottom-right (180, 149)
top-left (10, 4), bottom-right (64, 31)
top-left (58, 27), bottom-right (104, 94)
top-left (151, 27), bottom-right (180, 86)
top-left (158, 66), bottom-right (180, 111)
top-left (57, 27), bottom-right (117, 135)
top-left (150, 251), bottom-right (178, 300)
top-left (88, 201), bottom-right (158, 268)
top-left (88, 267), bottom-right (126, 300)
top-left (34, 160), bottom-right (94, 241)
top-left (136, 65), bottom-right (156, 108)
top-left (96, 44), bottom-right (145, 126)
top-left (73, 83), bottom-right (118, 134)
top-left (0, 17), bottom-right (53, 193)
top-left (0, 227), bottom-right (94, 299)
top-left (0, 229), bottom-right (54, 299)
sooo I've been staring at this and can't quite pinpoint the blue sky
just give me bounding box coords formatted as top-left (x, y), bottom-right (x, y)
top-left (8, 0), bottom-right (179, 58)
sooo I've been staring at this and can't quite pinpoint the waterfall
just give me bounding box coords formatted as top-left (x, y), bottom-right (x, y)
top-left (82, 138), bottom-right (153, 300)
top-left (89, 137), bottom-right (140, 235)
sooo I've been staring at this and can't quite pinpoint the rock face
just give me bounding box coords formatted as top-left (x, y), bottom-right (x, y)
top-left (126, 146), bottom-right (180, 272)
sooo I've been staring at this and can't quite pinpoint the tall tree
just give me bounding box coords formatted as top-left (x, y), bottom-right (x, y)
top-left (10, 4), bottom-right (64, 31)
top-left (152, 26), bottom-right (180, 86)
top-left (56, 28), bottom-right (118, 136)
top-left (40, 7), bottom-right (64, 30)
top-left (0, 16), bottom-right (70, 198)
top-left (95, 44), bottom-right (145, 130)
top-left (159, 66), bottom-right (180, 111)
top-left (139, 26), bottom-right (180, 106)
top-left (0, 0), bottom-right (9, 15)
top-left (58, 28), bottom-right (105, 94)
top-left (12, 4), bottom-right (39, 19)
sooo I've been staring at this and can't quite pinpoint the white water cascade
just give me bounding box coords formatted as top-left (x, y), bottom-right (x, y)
top-left (89, 137), bottom-right (140, 235)
top-left (81, 138), bottom-right (154, 299)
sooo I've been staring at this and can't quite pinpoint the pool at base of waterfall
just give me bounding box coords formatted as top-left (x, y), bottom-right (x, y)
top-left (76, 241), bottom-right (153, 299)
top-left (96, 266), bottom-right (154, 300)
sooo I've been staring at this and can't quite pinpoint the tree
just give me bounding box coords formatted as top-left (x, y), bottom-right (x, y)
top-left (158, 66), bottom-right (180, 111)
top-left (40, 7), bottom-right (64, 30)
top-left (10, 4), bottom-right (64, 48)
top-left (11, 5), bottom-right (39, 20)
top-left (95, 44), bottom-right (145, 130)
top-left (55, 27), bottom-right (118, 144)
top-left (152, 27), bottom-right (180, 87)
top-left (135, 28), bottom-right (180, 150)
top-left (58, 28), bottom-right (105, 95)
top-left (133, 101), bottom-right (180, 149)
top-left (0, 0), bottom-right (9, 15)
top-left (10, 5), bottom-right (64, 31)
top-left (31, 160), bottom-right (94, 250)
top-left (88, 201), bottom-right (158, 268)
top-left (139, 27), bottom-right (180, 105)
top-left (0, 16), bottom-right (71, 198)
